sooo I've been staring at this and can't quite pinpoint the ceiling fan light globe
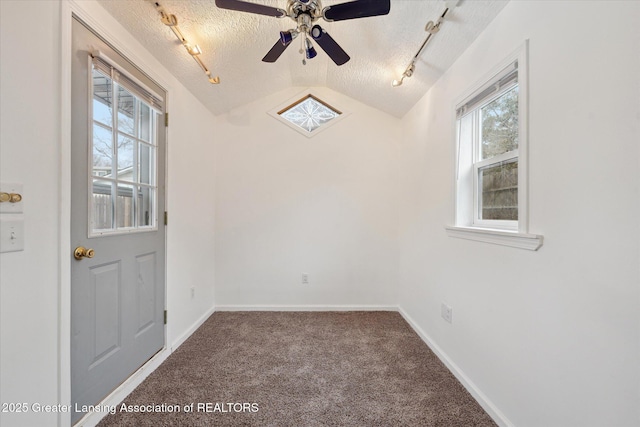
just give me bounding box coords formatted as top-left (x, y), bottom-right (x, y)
top-left (306, 46), bottom-right (317, 59)
top-left (310, 25), bottom-right (323, 40)
top-left (280, 30), bottom-right (299, 45)
top-left (304, 39), bottom-right (317, 59)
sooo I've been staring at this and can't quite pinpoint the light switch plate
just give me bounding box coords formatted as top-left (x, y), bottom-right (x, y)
top-left (0, 182), bottom-right (24, 214)
top-left (0, 218), bottom-right (24, 253)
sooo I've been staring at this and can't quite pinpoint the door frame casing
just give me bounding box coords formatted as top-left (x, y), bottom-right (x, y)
top-left (60, 2), bottom-right (170, 425)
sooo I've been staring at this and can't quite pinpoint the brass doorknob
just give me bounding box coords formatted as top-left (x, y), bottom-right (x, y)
top-left (74, 246), bottom-right (95, 260)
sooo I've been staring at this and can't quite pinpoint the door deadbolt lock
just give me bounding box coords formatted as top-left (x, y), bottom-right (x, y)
top-left (74, 246), bottom-right (95, 260)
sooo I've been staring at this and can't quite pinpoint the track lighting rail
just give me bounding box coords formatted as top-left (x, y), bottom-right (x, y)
top-left (392, 0), bottom-right (459, 87)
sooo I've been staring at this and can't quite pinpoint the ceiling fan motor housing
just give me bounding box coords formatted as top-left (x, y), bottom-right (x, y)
top-left (288, 0), bottom-right (322, 27)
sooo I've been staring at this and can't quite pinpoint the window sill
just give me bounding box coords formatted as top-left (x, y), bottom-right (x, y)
top-left (445, 226), bottom-right (543, 251)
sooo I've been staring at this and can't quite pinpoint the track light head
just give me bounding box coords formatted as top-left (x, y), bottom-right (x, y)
top-left (392, 63), bottom-right (416, 87)
top-left (185, 44), bottom-right (202, 56)
top-left (160, 12), bottom-right (178, 26)
top-left (405, 63), bottom-right (415, 77)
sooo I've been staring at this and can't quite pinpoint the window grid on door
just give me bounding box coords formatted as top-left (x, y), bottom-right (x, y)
top-left (90, 64), bottom-right (159, 236)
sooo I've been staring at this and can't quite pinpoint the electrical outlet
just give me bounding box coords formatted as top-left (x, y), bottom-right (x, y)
top-left (301, 273), bottom-right (309, 285)
top-left (190, 287), bottom-right (195, 299)
top-left (441, 303), bottom-right (452, 323)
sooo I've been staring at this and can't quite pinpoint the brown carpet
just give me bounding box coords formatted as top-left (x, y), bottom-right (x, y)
top-left (97, 311), bottom-right (497, 426)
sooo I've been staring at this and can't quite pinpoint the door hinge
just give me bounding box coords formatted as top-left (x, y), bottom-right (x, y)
top-left (164, 211), bottom-right (168, 226)
top-left (165, 112), bottom-right (169, 127)
top-left (164, 310), bottom-right (167, 325)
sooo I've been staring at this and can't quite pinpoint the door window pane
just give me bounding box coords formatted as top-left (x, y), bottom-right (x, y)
top-left (137, 186), bottom-right (154, 227)
top-left (116, 183), bottom-right (135, 228)
top-left (92, 70), bottom-right (113, 126)
top-left (117, 86), bottom-right (135, 136)
top-left (92, 179), bottom-right (113, 230)
top-left (479, 161), bottom-right (518, 220)
top-left (480, 86), bottom-right (518, 160)
top-left (139, 103), bottom-right (151, 142)
top-left (93, 124), bottom-right (113, 177)
top-left (117, 134), bottom-right (135, 181)
top-left (138, 143), bottom-right (154, 185)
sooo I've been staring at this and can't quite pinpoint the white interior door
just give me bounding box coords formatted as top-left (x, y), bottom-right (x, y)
top-left (70, 17), bottom-right (166, 424)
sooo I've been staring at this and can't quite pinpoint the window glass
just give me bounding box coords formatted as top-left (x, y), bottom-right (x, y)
top-left (279, 95), bottom-right (341, 133)
top-left (117, 134), bottom-right (135, 181)
top-left (92, 124), bottom-right (113, 177)
top-left (117, 86), bottom-right (135, 136)
top-left (137, 186), bottom-right (154, 227)
top-left (480, 86), bottom-right (519, 160)
top-left (91, 179), bottom-right (113, 230)
top-left (92, 70), bottom-right (113, 126)
top-left (139, 103), bottom-right (151, 142)
top-left (138, 143), bottom-right (154, 185)
top-left (116, 183), bottom-right (135, 228)
top-left (479, 160), bottom-right (518, 220)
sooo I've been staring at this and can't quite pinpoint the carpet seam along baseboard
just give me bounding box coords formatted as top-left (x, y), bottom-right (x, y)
top-left (214, 305), bottom-right (399, 312)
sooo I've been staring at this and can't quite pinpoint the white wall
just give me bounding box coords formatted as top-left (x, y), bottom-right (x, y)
top-left (397, 1), bottom-right (640, 427)
top-left (0, 2), bottom-right (62, 426)
top-left (164, 84), bottom-right (217, 345)
top-left (0, 1), bottom-right (216, 426)
top-left (214, 87), bottom-right (399, 308)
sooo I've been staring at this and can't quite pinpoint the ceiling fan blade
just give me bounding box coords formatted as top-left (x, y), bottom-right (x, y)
top-left (262, 38), bottom-right (292, 63)
top-left (322, 0), bottom-right (390, 22)
top-left (215, 0), bottom-right (286, 17)
top-left (310, 25), bottom-right (350, 66)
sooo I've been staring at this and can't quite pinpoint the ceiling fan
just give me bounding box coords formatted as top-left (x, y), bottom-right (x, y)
top-left (215, 0), bottom-right (391, 66)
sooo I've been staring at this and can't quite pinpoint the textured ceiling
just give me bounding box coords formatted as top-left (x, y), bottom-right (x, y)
top-left (96, 0), bottom-right (508, 118)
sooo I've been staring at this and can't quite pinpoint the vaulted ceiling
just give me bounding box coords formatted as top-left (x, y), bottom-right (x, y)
top-left (97, 0), bottom-right (508, 118)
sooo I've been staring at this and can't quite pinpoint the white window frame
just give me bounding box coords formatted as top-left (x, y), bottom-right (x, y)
top-left (446, 41), bottom-right (543, 250)
top-left (472, 83), bottom-right (519, 231)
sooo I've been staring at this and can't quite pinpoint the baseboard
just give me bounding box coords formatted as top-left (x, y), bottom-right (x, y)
top-left (74, 306), bottom-right (216, 427)
top-left (215, 304), bottom-right (398, 312)
top-left (397, 307), bottom-right (514, 427)
top-left (74, 347), bottom-right (171, 427)
top-left (170, 305), bottom-right (217, 351)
